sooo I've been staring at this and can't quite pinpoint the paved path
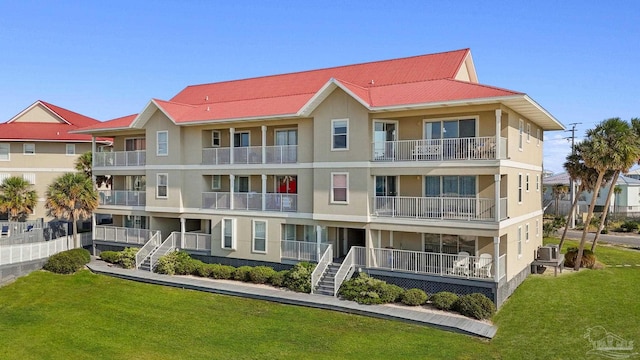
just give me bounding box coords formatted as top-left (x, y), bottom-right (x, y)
top-left (87, 259), bottom-right (497, 339)
top-left (561, 229), bottom-right (640, 247)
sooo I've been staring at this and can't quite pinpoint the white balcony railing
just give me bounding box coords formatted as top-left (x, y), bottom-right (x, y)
top-left (353, 246), bottom-right (497, 281)
top-left (93, 225), bottom-right (158, 245)
top-left (177, 232), bottom-right (212, 251)
top-left (311, 244), bottom-right (333, 294)
top-left (280, 240), bottom-right (330, 262)
top-left (135, 232), bottom-right (161, 269)
top-left (94, 151), bottom-right (146, 167)
top-left (99, 190), bottom-right (146, 207)
top-left (202, 145), bottom-right (298, 165)
top-left (202, 192), bottom-right (297, 212)
top-left (372, 196), bottom-right (495, 221)
top-left (372, 136), bottom-right (506, 162)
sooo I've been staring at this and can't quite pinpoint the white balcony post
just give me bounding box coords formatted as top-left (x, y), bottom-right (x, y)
top-left (180, 218), bottom-right (186, 249)
top-left (261, 125), bottom-right (267, 164)
top-left (261, 174), bottom-right (267, 211)
top-left (229, 175), bottom-right (235, 210)
top-left (495, 109), bottom-right (502, 159)
top-left (494, 174), bottom-right (501, 221)
top-left (229, 128), bottom-right (235, 164)
top-left (91, 213), bottom-right (96, 255)
top-left (493, 236), bottom-right (500, 282)
top-left (316, 225), bottom-right (322, 262)
top-left (91, 136), bottom-right (97, 187)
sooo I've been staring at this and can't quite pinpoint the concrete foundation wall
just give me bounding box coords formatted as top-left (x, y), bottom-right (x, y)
top-left (496, 262), bottom-right (531, 307)
top-left (0, 259), bottom-right (48, 287)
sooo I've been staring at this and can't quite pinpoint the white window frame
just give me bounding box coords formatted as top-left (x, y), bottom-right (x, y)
top-left (0, 143), bottom-right (9, 161)
top-left (234, 176), bottom-right (250, 192)
top-left (211, 131), bottom-right (221, 147)
top-left (221, 218), bottom-right (236, 250)
top-left (536, 174), bottom-right (540, 192)
top-left (331, 119), bottom-right (349, 151)
top-left (331, 172), bottom-right (349, 204)
top-left (525, 223), bottom-right (530, 242)
top-left (125, 137), bottom-right (146, 151)
top-left (22, 173), bottom-right (36, 185)
top-left (156, 173), bottom-right (168, 199)
top-left (518, 119), bottom-right (524, 151)
top-left (517, 226), bottom-right (522, 258)
top-left (212, 175), bottom-right (221, 190)
top-left (252, 220), bottom-right (267, 254)
top-left (23, 143), bottom-right (35, 155)
top-left (526, 174), bottom-right (530, 192)
top-left (518, 173), bottom-right (523, 204)
top-left (157, 131), bottom-right (168, 156)
top-left (536, 128), bottom-right (541, 146)
top-left (66, 144), bottom-right (76, 156)
top-left (526, 123), bottom-right (531, 143)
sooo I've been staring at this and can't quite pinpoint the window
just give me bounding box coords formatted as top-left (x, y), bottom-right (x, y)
top-left (211, 131), bottom-right (221, 147)
top-left (526, 174), bottom-right (530, 192)
top-left (518, 119), bottom-right (524, 150)
top-left (536, 129), bottom-right (541, 146)
top-left (526, 123), bottom-right (531, 142)
top-left (22, 173), bottom-right (35, 185)
top-left (66, 144), bottom-right (75, 155)
top-left (156, 173), bottom-right (168, 198)
top-left (125, 215), bottom-right (148, 229)
top-left (525, 223), bottom-right (530, 242)
top-left (425, 176), bottom-right (476, 197)
top-left (331, 119), bottom-right (348, 150)
top-left (157, 131), bottom-right (168, 156)
top-left (282, 224), bottom-right (296, 241)
top-left (536, 219), bottom-right (540, 237)
top-left (424, 118), bottom-right (476, 139)
top-left (331, 173), bottom-right (348, 203)
top-left (234, 176), bottom-right (249, 192)
top-left (126, 175), bottom-right (146, 191)
top-left (212, 175), bottom-right (221, 190)
top-left (275, 129), bottom-right (298, 145)
top-left (221, 218), bottom-right (236, 250)
top-left (233, 132), bottom-right (250, 147)
top-left (518, 174), bottom-right (523, 203)
top-left (23, 143), bottom-right (35, 155)
top-left (125, 138), bottom-right (146, 151)
top-left (517, 226), bottom-right (522, 257)
top-left (536, 174), bottom-right (540, 191)
top-left (0, 143), bottom-right (9, 161)
top-left (252, 220), bottom-right (267, 253)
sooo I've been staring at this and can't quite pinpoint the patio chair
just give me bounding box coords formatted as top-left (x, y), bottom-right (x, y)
top-left (450, 251), bottom-right (470, 276)
top-left (1, 225), bottom-right (9, 237)
top-left (474, 253), bottom-right (493, 278)
top-left (25, 225), bottom-right (34, 232)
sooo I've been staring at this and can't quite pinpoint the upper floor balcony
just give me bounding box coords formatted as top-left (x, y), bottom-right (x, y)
top-left (94, 151), bottom-right (146, 167)
top-left (202, 192), bottom-right (298, 212)
top-left (372, 136), bottom-right (506, 162)
top-left (372, 196), bottom-right (507, 222)
top-left (202, 145), bottom-right (297, 165)
top-left (99, 190), bottom-right (146, 207)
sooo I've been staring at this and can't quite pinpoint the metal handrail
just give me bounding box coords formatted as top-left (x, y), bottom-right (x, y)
top-left (150, 233), bottom-right (178, 271)
top-left (135, 232), bottom-right (161, 269)
top-left (310, 244), bottom-right (333, 294)
top-left (333, 247), bottom-right (360, 297)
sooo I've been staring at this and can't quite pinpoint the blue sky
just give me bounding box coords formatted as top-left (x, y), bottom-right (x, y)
top-left (1, 1), bottom-right (638, 173)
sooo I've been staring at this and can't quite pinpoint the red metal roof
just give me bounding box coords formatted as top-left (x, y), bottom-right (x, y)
top-left (0, 100), bottom-right (109, 142)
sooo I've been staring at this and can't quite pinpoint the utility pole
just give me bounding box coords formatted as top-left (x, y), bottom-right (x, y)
top-left (565, 123), bottom-right (581, 228)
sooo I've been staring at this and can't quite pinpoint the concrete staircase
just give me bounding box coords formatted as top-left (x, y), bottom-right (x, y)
top-left (314, 263), bottom-right (340, 296)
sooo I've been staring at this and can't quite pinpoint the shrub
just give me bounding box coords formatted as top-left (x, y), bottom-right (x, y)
top-left (620, 220), bottom-right (639, 232)
top-left (100, 251), bottom-right (121, 264)
top-left (283, 262), bottom-right (314, 293)
top-left (249, 266), bottom-right (276, 284)
top-left (564, 247), bottom-right (597, 268)
top-left (401, 288), bottom-right (428, 306)
top-left (269, 270), bottom-right (288, 287)
top-left (155, 251), bottom-right (195, 275)
top-left (119, 247), bottom-right (138, 269)
top-left (194, 263), bottom-right (214, 277)
top-left (43, 249), bottom-right (91, 274)
top-left (155, 253), bottom-right (177, 275)
top-left (233, 266), bottom-right (253, 282)
top-left (210, 264), bottom-right (235, 279)
top-left (338, 273), bottom-right (404, 305)
top-left (455, 293), bottom-right (496, 320)
top-left (430, 292), bottom-right (459, 311)
top-left (543, 216), bottom-right (565, 237)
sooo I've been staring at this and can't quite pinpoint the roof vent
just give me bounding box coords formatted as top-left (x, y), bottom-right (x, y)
top-left (369, 80), bottom-right (375, 85)
top-left (206, 106), bottom-right (210, 112)
top-left (205, 95), bottom-right (209, 101)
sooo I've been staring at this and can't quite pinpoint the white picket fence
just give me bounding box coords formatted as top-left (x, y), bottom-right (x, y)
top-left (0, 237), bottom-right (70, 266)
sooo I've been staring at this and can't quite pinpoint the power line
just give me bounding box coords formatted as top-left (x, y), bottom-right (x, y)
top-left (565, 123), bottom-right (581, 228)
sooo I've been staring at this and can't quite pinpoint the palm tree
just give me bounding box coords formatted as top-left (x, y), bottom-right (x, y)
top-left (552, 184), bottom-right (569, 216)
top-left (575, 118), bottom-right (640, 269)
top-left (0, 176), bottom-right (38, 221)
top-left (75, 151), bottom-right (110, 188)
top-left (45, 173), bottom-right (98, 248)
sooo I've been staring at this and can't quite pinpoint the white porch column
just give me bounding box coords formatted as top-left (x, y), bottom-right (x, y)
top-left (91, 213), bottom-right (97, 255)
top-left (180, 218), bottom-right (186, 249)
top-left (377, 229), bottom-right (382, 248)
top-left (494, 236), bottom-right (500, 282)
top-left (494, 173), bottom-right (501, 221)
top-left (261, 174), bottom-right (267, 211)
top-left (91, 136), bottom-right (97, 186)
top-left (261, 125), bottom-right (267, 164)
top-left (229, 128), bottom-right (235, 164)
top-left (229, 174), bottom-right (235, 210)
top-left (495, 109), bottom-right (502, 159)
top-left (316, 225), bottom-right (322, 261)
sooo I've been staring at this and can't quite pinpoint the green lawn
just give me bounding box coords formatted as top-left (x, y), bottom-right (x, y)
top-left (0, 240), bottom-right (639, 359)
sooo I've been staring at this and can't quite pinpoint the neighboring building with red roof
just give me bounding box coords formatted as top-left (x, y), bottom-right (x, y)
top-left (75, 48), bottom-right (564, 307)
top-left (0, 100), bottom-right (110, 220)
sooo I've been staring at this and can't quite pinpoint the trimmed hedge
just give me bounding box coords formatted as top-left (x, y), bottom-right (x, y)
top-left (338, 273), bottom-right (405, 305)
top-left (455, 293), bottom-right (496, 320)
top-left (233, 266), bottom-right (253, 282)
top-left (99, 251), bottom-right (121, 264)
top-left (210, 264), bottom-right (235, 279)
top-left (269, 270), bottom-right (288, 287)
top-left (401, 288), bottom-right (428, 306)
top-left (43, 248), bottom-right (91, 274)
top-left (430, 292), bottom-right (459, 311)
top-left (283, 262), bottom-right (314, 293)
top-left (119, 247), bottom-right (138, 269)
top-left (249, 266), bottom-right (276, 284)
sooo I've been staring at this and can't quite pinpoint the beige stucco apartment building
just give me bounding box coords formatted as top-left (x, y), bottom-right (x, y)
top-left (0, 101), bottom-right (109, 221)
top-left (76, 49), bottom-right (564, 305)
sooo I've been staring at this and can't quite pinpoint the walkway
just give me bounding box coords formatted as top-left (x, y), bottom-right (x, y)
top-left (87, 259), bottom-right (497, 339)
